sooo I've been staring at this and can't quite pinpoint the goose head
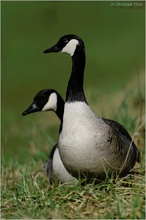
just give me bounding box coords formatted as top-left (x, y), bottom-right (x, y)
top-left (44, 34), bottom-right (85, 57)
top-left (22, 89), bottom-right (64, 121)
top-left (44, 34), bottom-right (86, 103)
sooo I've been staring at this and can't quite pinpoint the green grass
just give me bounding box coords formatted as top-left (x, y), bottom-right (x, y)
top-left (1, 1), bottom-right (145, 218)
top-left (1, 159), bottom-right (145, 219)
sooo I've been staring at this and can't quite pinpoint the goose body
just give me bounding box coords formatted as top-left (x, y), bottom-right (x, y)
top-left (44, 35), bottom-right (140, 181)
top-left (22, 89), bottom-right (77, 185)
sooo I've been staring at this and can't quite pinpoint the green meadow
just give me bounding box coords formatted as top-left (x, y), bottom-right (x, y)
top-left (2, 1), bottom-right (145, 219)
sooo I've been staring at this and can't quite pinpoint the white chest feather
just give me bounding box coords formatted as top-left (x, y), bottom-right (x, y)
top-left (62, 102), bottom-right (100, 137)
top-left (58, 102), bottom-right (107, 170)
top-left (52, 147), bottom-right (77, 184)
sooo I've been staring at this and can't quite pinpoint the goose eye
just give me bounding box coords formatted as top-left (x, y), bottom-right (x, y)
top-left (63, 38), bottom-right (68, 44)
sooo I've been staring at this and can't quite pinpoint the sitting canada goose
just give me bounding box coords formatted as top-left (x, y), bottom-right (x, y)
top-left (44, 34), bottom-right (141, 182)
top-left (22, 89), bottom-right (77, 185)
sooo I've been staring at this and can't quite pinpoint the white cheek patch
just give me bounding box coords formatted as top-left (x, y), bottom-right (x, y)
top-left (42, 93), bottom-right (57, 111)
top-left (61, 39), bottom-right (79, 56)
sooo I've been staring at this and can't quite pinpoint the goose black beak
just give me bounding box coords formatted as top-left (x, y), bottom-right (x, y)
top-left (22, 104), bottom-right (40, 116)
top-left (44, 44), bottom-right (60, 53)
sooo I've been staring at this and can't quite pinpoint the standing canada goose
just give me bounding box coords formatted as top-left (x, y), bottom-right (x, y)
top-left (22, 89), bottom-right (77, 185)
top-left (43, 34), bottom-right (141, 182)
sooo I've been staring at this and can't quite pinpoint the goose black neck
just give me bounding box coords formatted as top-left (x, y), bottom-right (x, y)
top-left (55, 94), bottom-right (64, 122)
top-left (66, 47), bottom-right (87, 103)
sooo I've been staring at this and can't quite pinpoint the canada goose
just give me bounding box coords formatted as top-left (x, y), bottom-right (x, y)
top-left (44, 34), bottom-right (141, 182)
top-left (22, 89), bottom-right (77, 185)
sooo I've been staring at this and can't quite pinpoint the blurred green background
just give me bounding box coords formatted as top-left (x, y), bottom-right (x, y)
top-left (2, 1), bottom-right (145, 162)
